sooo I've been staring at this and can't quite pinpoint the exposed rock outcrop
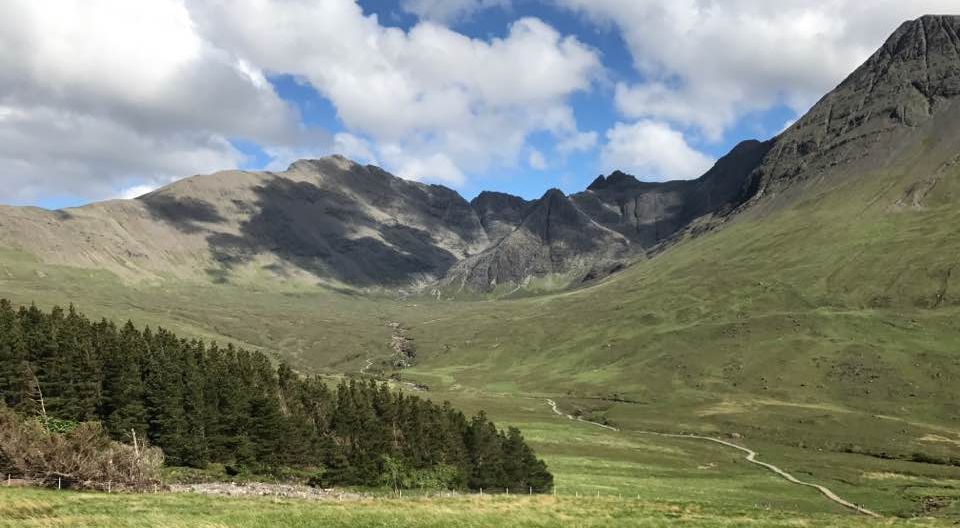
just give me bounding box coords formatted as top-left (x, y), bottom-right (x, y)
top-left (444, 189), bottom-right (631, 292)
top-left (470, 191), bottom-right (532, 243)
top-left (747, 15), bottom-right (960, 200)
top-left (572, 139), bottom-right (772, 248)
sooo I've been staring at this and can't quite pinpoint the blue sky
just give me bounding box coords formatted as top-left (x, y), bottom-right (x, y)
top-left (234, 0), bottom-right (797, 203)
top-left (2, 0), bottom-right (947, 209)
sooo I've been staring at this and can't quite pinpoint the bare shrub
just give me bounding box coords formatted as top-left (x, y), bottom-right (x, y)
top-left (0, 405), bottom-right (163, 490)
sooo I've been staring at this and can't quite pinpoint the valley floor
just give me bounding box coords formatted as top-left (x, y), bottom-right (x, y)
top-left (410, 388), bottom-right (960, 520)
top-left (3, 249), bottom-right (960, 523)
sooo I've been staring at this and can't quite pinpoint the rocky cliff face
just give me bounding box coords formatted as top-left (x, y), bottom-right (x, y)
top-left (571, 139), bottom-right (772, 248)
top-left (0, 148), bottom-right (763, 292)
top-left (470, 191), bottom-right (532, 244)
top-left (445, 189), bottom-right (630, 292)
top-left (747, 15), bottom-right (960, 202)
top-left (445, 138), bottom-right (773, 292)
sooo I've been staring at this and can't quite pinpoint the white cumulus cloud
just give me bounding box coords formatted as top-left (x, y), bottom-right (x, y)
top-left (556, 0), bottom-right (960, 140)
top-left (188, 0), bottom-right (600, 187)
top-left (601, 121), bottom-right (714, 181)
top-left (0, 0), bottom-right (317, 205)
top-left (556, 130), bottom-right (598, 155)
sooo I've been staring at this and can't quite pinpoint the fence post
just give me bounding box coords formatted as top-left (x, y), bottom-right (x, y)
top-left (57, 477), bottom-right (61, 490)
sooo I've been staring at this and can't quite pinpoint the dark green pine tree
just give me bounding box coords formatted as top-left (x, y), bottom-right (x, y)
top-left (57, 305), bottom-right (100, 422)
top-left (179, 339), bottom-right (209, 468)
top-left (142, 328), bottom-right (188, 465)
top-left (328, 379), bottom-right (359, 483)
top-left (99, 320), bottom-right (148, 440)
top-left (501, 427), bottom-right (553, 492)
top-left (206, 344), bottom-right (254, 465)
top-left (466, 412), bottom-right (507, 490)
top-left (247, 393), bottom-right (286, 469)
top-left (0, 300), bottom-right (30, 410)
top-left (360, 380), bottom-right (391, 473)
top-left (275, 363), bottom-right (317, 466)
top-left (319, 433), bottom-right (350, 487)
top-left (202, 343), bottom-right (230, 461)
top-left (22, 304), bottom-right (63, 417)
top-left (439, 402), bottom-right (470, 486)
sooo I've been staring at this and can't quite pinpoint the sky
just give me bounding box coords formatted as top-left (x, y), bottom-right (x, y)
top-left (1, 1), bottom-right (957, 209)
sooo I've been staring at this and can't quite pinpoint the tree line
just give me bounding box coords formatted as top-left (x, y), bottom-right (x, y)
top-left (0, 300), bottom-right (552, 492)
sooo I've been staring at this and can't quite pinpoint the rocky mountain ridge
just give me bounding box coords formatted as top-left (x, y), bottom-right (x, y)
top-left (1, 15), bottom-right (959, 294)
top-left (0, 148), bottom-right (757, 293)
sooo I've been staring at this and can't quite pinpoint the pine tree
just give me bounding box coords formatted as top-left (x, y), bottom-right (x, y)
top-left (100, 320), bottom-right (148, 440)
top-left (466, 412), bottom-right (506, 490)
top-left (0, 300), bottom-right (29, 410)
top-left (142, 328), bottom-right (188, 465)
top-left (179, 340), bottom-right (208, 468)
top-left (247, 394), bottom-right (286, 469)
top-left (0, 299), bottom-right (552, 490)
top-left (57, 305), bottom-right (100, 421)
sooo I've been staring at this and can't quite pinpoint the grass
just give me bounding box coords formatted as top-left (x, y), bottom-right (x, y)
top-left (1, 145), bottom-right (960, 522)
top-left (1, 486), bottom-right (952, 528)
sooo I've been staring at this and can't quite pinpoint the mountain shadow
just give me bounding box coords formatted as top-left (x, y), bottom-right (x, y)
top-left (140, 194), bottom-right (226, 234)
top-left (206, 177), bottom-right (459, 287)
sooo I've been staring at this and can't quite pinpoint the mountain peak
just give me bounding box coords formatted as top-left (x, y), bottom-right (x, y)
top-left (287, 155), bottom-right (357, 173)
top-left (748, 14), bottom-right (960, 196)
top-left (587, 171), bottom-right (641, 191)
top-left (587, 175), bottom-right (607, 190)
top-left (445, 182), bottom-right (630, 292)
top-left (541, 188), bottom-right (567, 200)
top-left (913, 14), bottom-right (960, 24)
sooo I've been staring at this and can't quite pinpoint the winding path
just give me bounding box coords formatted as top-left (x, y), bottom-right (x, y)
top-left (544, 399), bottom-right (879, 517)
top-left (360, 358), bottom-right (374, 376)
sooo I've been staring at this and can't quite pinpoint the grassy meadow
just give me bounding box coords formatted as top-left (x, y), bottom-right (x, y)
top-left (5, 486), bottom-right (943, 528)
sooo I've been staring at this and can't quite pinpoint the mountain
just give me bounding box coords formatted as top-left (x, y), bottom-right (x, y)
top-left (0, 156), bottom-right (491, 288)
top-left (0, 151), bottom-right (770, 293)
top-left (470, 191), bottom-right (533, 243)
top-left (444, 189), bottom-right (630, 292)
top-left (1, 16), bottom-right (958, 299)
top-left (572, 139), bottom-right (772, 248)
top-left (744, 15), bottom-right (960, 207)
